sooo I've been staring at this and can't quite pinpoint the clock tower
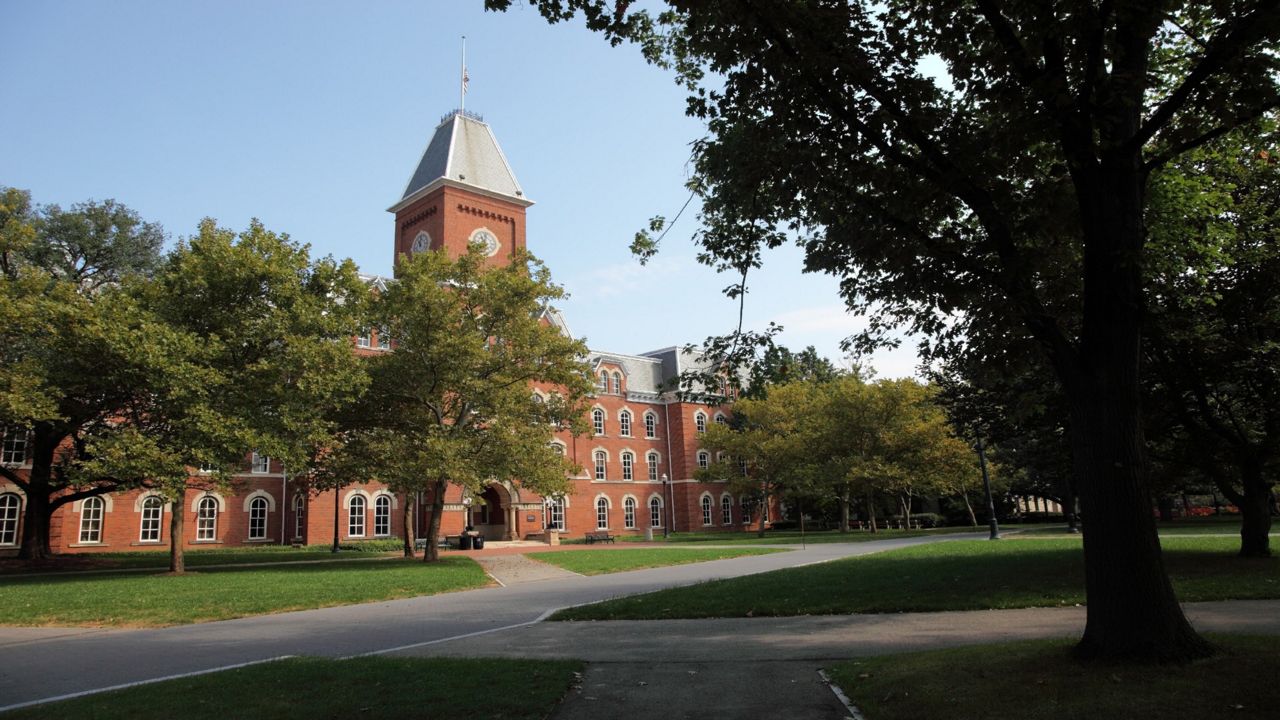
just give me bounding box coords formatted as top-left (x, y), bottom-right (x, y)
top-left (388, 110), bottom-right (532, 269)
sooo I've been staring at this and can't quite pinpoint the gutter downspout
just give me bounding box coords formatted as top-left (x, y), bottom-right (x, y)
top-left (280, 468), bottom-right (287, 546)
top-left (664, 398), bottom-right (675, 532)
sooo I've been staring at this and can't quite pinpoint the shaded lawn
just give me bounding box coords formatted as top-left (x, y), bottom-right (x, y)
top-left (5, 656), bottom-right (583, 720)
top-left (828, 635), bottom-right (1280, 720)
top-left (603, 525), bottom-right (998, 545)
top-left (0, 540), bottom-right (406, 575)
top-left (526, 547), bottom-right (785, 575)
top-left (552, 536), bottom-right (1279, 620)
top-left (0, 556), bottom-right (488, 627)
top-left (1022, 516), bottom-right (1263, 538)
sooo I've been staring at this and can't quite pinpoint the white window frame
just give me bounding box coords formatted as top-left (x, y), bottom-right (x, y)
top-left (623, 497), bottom-right (636, 529)
top-left (374, 495), bottom-right (392, 537)
top-left (619, 410), bottom-right (632, 437)
top-left (1, 428), bottom-right (28, 465)
top-left (597, 372), bottom-right (608, 393)
top-left (79, 496), bottom-right (104, 544)
top-left (251, 452), bottom-right (270, 474)
top-left (546, 497), bottom-right (566, 531)
top-left (647, 452), bottom-right (659, 481)
top-left (0, 493), bottom-right (21, 545)
top-left (247, 496), bottom-right (269, 540)
top-left (722, 494), bottom-right (734, 525)
top-left (357, 331), bottom-right (372, 348)
top-left (377, 327), bottom-right (390, 350)
top-left (644, 412), bottom-right (657, 438)
top-left (714, 413), bottom-right (727, 425)
top-left (592, 408), bottom-right (605, 435)
top-left (594, 451), bottom-right (607, 481)
top-left (196, 496), bottom-right (218, 541)
top-left (621, 452), bottom-right (634, 481)
top-left (139, 496), bottom-right (163, 543)
top-left (649, 497), bottom-right (663, 528)
top-left (595, 497), bottom-right (609, 530)
top-left (348, 495), bottom-right (366, 538)
top-left (611, 372), bottom-right (622, 394)
top-left (701, 495), bottom-right (713, 526)
top-left (697, 451), bottom-right (710, 470)
top-left (695, 412), bottom-right (707, 434)
top-left (293, 494), bottom-right (306, 539)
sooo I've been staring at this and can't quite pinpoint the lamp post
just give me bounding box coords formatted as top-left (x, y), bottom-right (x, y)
top-left (661, 473), bottom-right (672, 539)
top-left (976, 434), bottom-right (1001, 540)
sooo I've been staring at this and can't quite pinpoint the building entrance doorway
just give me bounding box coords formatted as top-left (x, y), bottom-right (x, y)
top-left (472, 483), bottom-right (520, 540)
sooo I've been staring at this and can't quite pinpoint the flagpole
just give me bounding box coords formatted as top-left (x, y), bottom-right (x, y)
top-left (460, 36), bottom-right (467, 112)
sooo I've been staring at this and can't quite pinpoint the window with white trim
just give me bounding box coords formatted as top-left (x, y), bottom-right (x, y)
top-left (550, 442), bottom-right (566, 456)
top-left (357, 331), bottom-right (371, 348)
top-left (644, 412), bottom-right (657, 438)
top-left (701, 495), bottom-right (713, 526)
top-left (697, 451), bottom-right (710, 470)
top-left (293, 494), bottom-right (305, 539)
top-left (374, 495), bottom-right (392, 536)
top-left (714, 413), bottom-right (727, 426)
top-left (594, 451), bottom-right (607, 481)
top-left (348, 495), bottom-right (366, 537)
top-left (649, 497), bottom-right (662, 528)
top-left (196, 496), bottom-right (218, 541)
top-left (623, 497), bottom-right (636, 529)
top-left (79, 496), bottom-right (104, 543)
top-left (611, 372), bottom-right (622, 394)
top-left (140, 496), bottom-right (163, 542)
top-left (721, 494), bottom-right (734, 525)
top-left (248, 496), bottom-right (269, 540)
top-left (1, 428), bottom-right (28, 464)
top-left (546, 497), bottom-right (566, 531)
top-left (621, 451), bottom-right (634, 481)
top-left (251, 452), bottom-right (270, 474)
top-left (647, 452), bottom-right (659, 481)
top-left (741, 498), bottom-right (753, 525)
top-left (595, 497), bottom-right (609, 529)
top-left (592, 408), bottom-right (605, 435)
top-left (377, 328), bottom-right (391, 350)
top-left (695, 412), bottom-right (707, 434)
top-left (597, 372), bottom-right (608, 393)
top-left (619, 410), bottom-right (632, 437)
top-left (0, 493), bottom-right (21, 545)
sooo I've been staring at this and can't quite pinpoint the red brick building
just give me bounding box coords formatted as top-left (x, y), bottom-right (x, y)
top-left (0, 110), bottom-right (775, 555)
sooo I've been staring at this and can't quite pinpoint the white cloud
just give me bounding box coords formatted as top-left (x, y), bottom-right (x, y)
top-left (570, 256), bottom-right (684, 300)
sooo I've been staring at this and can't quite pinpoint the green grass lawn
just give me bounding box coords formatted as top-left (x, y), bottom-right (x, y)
top-left (601, 524), bottom-right (999, 545)
top-left (0, 556), bottom-right (489, 627)
top-left (526, 547), bottom-right (785, 575)
top-left (552, 536), bottom-right (1279, 620)
top-left (0, 540), bottom-right (406, 575)
top-left (4, 656), bottom-right (582, 720)
top-left (828, 635), bottom-right (1280, 720)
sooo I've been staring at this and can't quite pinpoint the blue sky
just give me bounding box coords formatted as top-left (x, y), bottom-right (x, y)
top-left (2, 0), bottom-right (919, 377)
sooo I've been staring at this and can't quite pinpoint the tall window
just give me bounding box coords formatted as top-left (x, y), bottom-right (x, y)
top-left (592, 408), bottom-right (605, 435)
top-left (1, 428), bottom-right (27, 464)
top-left (594, 451), bottom-right (607, 480)
top-left (646, 452), bottom-right (659, 481)
top-left (196, 496), bottom-right (218, 541)
top-left (251, 452), bottom-right (270, 474)
top-left (611, 372), bottom-right (622, 394)
top-left (741, 499), bottom-right (753, 525)
top-left (619, 410), bottom-right (632, 437)
top-left (293, 494), bottom-right (306, 539)
top-left (644, 412), bottom-right (657, 438)
top-left (357, 331), bottom-right (371, 348)
top-left (248, 496), bottom-right (269, 540)
top-left (374, 495), bottom-right (392, 536)
top-left (649, 497), bottom-right (662, 528)
top-left (623, 497), bottom-right (636, 529)
top-left (597, 372), bottom-right (608, 393)
top-left (0, 493), bottom-right (21, 545)
top-left (697, 451), bottom-right (710, 469)
top-left (621, 451), bottom-right (634, 481)
top-left (348, 495), bottom-right (366, 537)
top-left (546, 498), bottom-right (565, 531)
top-left (695, 412), bottom-right (707, 434)
top-left (595, 497), bottom-right (609, 529)
top-left (721, 494), bottom-right (733, 525)
top-left (701, 495), bottom-right (713, 526)
top-left (714, 413), bottom-right (727, 425)
top-left (377, 328), bottom-right (390, 350)
top-left (79, 496), bottom-right (105, 543)
top-left (139, 496), bottom-right (163, 542)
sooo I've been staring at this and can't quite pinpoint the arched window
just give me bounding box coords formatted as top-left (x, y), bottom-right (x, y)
top-left (697, 451), bottom-right (710, 469)
top-left (597, 372), bottom-right (609, 393)
top-left (546, 497), bottom-right (566, 531)
top-left (196, 496), bottom-right (218, 541)
top-left (619, 410), bottom-right (632, 437)
top-left (695, 412), bottom-right (707, 434)
top-left (611, 372), bottom-right (622, 394)
top-left (375, 495), bottom-right (392, 536)
top-left (292, 494), bottom-right (306, 540)
top-left (79, 496), bottom-right (105, 543)
top-left (646, 452), bottom-right (659, 481)
top-left (701, 495), bottom-right (713, 526)
top-left (649, 496), bottom-right (663, 528)
top-left (348, 495), bottom-right (366, 537)
top-left (139, 496), bottom-right (163, 543)
top-left (0, 493), bottom-right (21, 545)
top-left (592, 408), bottom-right (605, 435)
top-left (621, 451), bottom-right (634, 481)
top-left (550, 442), bottom-right (566, 456)
top-left (721, 494), bottom-right (734, 525)
top-left (741, 498), bottom-right (753, 525)
top-left (248, 496), bottom-right (269, 540)
top-left (714, 413), bottom-right (727, 425)
top-left (595, 497), bottom-right (609, 529)
top-left (594, 451), bottom-right (607, 480)
top-left (623, 497), bottom-right (636, 529)
top-left (644, 412), bottom-right (657, 438)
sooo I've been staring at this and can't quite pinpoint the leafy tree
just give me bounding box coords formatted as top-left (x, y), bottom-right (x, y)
top-left (744, 344), bottom-right (842, 398)
top-left (316, 247), bottom-right (592, 562)
top-left (491, 0), bottom-right (1280, 661)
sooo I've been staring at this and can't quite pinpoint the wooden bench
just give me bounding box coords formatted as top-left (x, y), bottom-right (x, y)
top-left (584, 531), bottom-right (615, 544)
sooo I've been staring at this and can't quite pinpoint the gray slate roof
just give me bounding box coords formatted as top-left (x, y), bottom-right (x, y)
top-left (397, 111), bottom-right (528, 207)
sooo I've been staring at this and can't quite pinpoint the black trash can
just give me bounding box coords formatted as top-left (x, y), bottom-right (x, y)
top-left (472, 536), bottom-right (485, 550)
top-left (458, 534), bottom-right (473, 550)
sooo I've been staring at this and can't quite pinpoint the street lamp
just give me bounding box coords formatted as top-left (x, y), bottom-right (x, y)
top-left (661, 473), bottom-right (672, 539)
top-left (975, 434), bottom-right (1001, 540)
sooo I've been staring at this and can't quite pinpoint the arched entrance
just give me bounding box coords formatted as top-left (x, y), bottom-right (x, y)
top-left (473, 482), bottom-right (520, 541)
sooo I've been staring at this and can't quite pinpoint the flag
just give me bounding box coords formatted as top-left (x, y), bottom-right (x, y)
top-left (462, 67), bottom-right (469, 95)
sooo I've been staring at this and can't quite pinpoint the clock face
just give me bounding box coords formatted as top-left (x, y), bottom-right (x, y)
top-left (411, 232), bottom-right (430, 253)
top-left (470, 228), bottom-right (501, 257)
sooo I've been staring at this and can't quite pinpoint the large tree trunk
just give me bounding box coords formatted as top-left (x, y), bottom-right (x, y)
top-left (402, 494), bottom-right (416, 559)
top-left (422, 479), bottom-right (447, 562)
top-left (169, 499), bottom-right (185, 573)
top-left (838, 490), bottom-right (850, 533)
top-left (900, 494), bottom-right (912, 530)
top-left (866, 490), bottom-right (877, 534)
top-left (1235, 458), bottom-right (1272, 558)
top-left (16, 432), bottom-right (58, 561)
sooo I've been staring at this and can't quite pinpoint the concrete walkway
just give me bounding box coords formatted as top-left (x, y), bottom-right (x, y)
top-left (474, 552), bottom-right (582, 585)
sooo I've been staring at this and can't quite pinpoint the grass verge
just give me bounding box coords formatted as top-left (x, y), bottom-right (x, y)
top-left (0, 541), bottom-right (406, 575)
top-left (4, 656), bottom-right (583, 720)
top-left (552, 536), bottom-right (1279, 620)
top-left (827, 635), bottom-right (1279, 720)
top-left (0, 556), bottom-right (489, 627)
top-left (526, 547), bottom-right (785, 575)
top-left (603, 525), bottom-right (1000, 545)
